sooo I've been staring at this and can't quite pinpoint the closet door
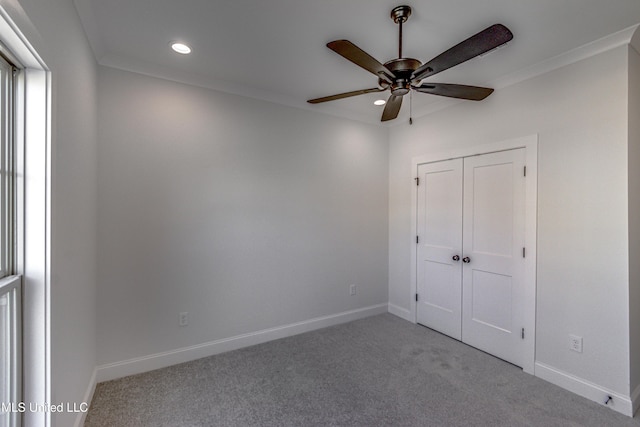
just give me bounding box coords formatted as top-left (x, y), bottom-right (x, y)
top-left (416, 159), bottom-right (463, 340)
top-left (461, 148), bottom-right (526, 366)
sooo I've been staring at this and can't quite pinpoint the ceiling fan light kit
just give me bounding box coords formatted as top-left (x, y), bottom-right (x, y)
top-left (308, 5), bottom-right (513, 122)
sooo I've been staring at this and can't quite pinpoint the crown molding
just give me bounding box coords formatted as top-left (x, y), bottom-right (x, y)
top-left (491, 23), bottom-right (639, 90)
top-left (98, 51), bottom-right (383, 126)
top-left (85, 17), bottom-right (639, 127)
top-left (388, 23), bottom-right (640, 127)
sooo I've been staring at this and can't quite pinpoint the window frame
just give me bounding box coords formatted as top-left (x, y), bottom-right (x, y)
top-left (0, 52), bottom-right (15, 280)
top-left (0, 47), bottom-right (22, 427)
top-left (0, 6), bottom-right (53, 425)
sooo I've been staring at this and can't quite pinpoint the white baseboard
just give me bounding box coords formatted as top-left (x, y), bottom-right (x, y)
top-left (97, 303), bottom-right (388, 383)
top-left (74, 367), bottom-right (97, 427)
top-left (387, 303), bottom-right (412, 322)
top-left (535, 362), bottom-right (633, 416)
top-left (632, 383), bottom-right (640, 416)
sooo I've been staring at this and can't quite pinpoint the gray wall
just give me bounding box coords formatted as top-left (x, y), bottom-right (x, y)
top-left (389, 46), bottom-right (630, 396)
top-left (96, 66), bottom-right (389, 365)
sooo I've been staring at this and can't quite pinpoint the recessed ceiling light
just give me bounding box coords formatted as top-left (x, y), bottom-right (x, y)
top-left (374, 99), bottom-right (386, 106)
top-left (171, 42), bottom-right (192, 55)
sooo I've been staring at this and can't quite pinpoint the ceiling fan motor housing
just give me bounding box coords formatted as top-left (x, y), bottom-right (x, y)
top-left (384, 58), bottom-right (422, 96)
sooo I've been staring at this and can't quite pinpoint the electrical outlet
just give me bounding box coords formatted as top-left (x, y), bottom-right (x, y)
top-left (569, 334), bottom-right (582, 353)
top-left (179, 312), bottom-right (189, 327)
top-left (349, 284), bottom-right (356, 296)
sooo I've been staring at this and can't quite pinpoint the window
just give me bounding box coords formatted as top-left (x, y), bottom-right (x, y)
top-left (0, 53), bottom-right (20, 427)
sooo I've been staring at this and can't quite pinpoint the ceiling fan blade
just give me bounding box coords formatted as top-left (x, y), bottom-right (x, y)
top-left (327, 40), bottom-right (395, 81)
top-left (413, 83), bottom-right (494, 101)
top-left (381, 95), bottom-right (402, 121)
top-left (412, 24), bottom-right (513, 82)
top-left (307, 87), bottom-right (385, 104)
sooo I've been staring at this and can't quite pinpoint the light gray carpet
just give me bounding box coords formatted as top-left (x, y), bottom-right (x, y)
top-left (85, 314), bottom-right (640, 426)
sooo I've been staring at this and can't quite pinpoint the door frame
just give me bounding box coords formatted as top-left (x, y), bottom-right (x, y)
top-left (410, 134), bottom-right (538, 374)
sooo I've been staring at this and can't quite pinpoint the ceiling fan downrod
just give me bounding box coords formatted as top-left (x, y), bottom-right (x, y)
top-left (391, 5), bottom-right (412, 58)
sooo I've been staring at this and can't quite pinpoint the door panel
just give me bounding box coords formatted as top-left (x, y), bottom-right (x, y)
top-left (470, 270), bottom-right (513, 332)
top-left (470, 162), bottom-right (514, 257)
top-left (462, 149), bottom-right (526, 366)
top-left (416, 159), bottom-right (463, 340)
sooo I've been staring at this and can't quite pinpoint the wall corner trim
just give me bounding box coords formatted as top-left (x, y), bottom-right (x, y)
top-left (631, 383), bottom-right (640, 417)
top-left (74, 368), bottom-right (97, 427)
top-left (387, 303), bottom-right (413, 322)
top-left (535, 362), bottom-right (633, 417)
top-left (96, 303), bottom-right (388, 383)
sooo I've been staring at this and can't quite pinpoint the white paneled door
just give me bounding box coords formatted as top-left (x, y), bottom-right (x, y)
top-left (416, 148), bottom-right (526, 367)
top-left (416, 159), bottom-right (463, 340)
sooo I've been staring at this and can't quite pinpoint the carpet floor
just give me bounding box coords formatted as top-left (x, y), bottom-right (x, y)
top-left (85, 314), bottom-right (640, 426)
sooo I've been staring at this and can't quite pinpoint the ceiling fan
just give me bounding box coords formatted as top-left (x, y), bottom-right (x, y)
top-left (307, 5), bottom-right (513, 122)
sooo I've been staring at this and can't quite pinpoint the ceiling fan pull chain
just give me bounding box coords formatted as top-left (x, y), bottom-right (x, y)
top-left (409, 90), bottom-right (413, 125)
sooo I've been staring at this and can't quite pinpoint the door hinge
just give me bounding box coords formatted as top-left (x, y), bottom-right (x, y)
top-left (416, 235), bottom-right (419, 244)
top-left (522, 247), bottom-right (526, 258)
top-left (415, 293), bottom-right (419, 302)
top-left (524, 166), bottom-right (527, 177)
top-left (415, 177), bottom-right (420, 186)
top-left (521, 328), bottom-right (525, 339)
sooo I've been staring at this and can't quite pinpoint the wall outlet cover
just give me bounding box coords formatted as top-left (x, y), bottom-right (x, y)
top-left (569, 334), bottom-right (582, 353)
top-left (179, 312), bottom-right (189, 327)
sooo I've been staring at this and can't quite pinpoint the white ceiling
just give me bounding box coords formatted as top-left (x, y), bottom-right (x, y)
top-left (74, 0), bottom-right (640, 125)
